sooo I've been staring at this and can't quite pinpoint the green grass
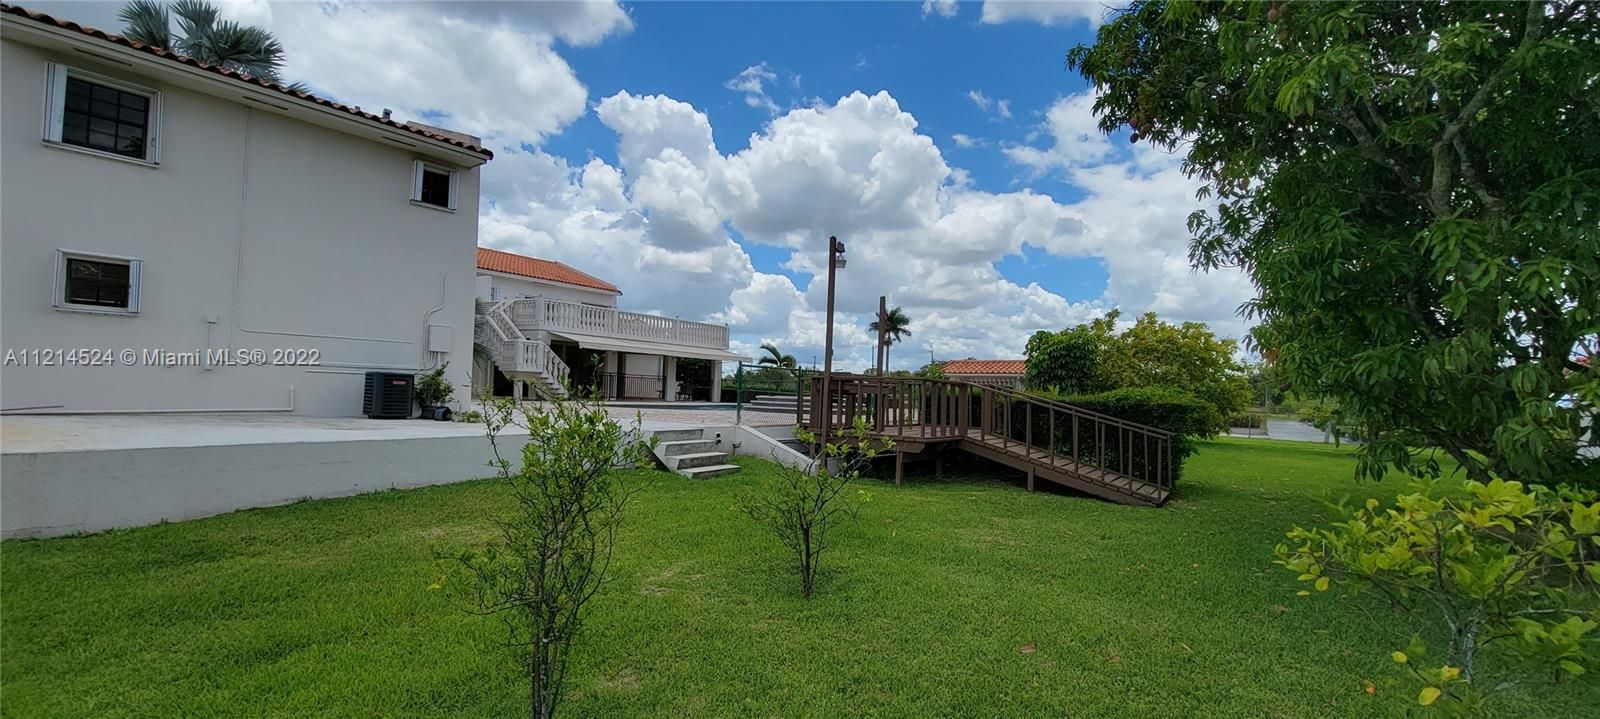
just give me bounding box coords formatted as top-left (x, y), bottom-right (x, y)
top-left (3, 438), bottom-right (1594, 717)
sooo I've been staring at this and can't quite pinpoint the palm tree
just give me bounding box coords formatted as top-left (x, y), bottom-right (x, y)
top-left (868, 306), bottom-right (912, 370)
top-left (757, 342), bottom-right (798, 369)
top-left (118, 0), bottom-right (303, 89)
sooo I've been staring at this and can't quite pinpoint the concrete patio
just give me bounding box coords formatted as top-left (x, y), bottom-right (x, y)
top-left (0, 406), bottom-right (804, 539)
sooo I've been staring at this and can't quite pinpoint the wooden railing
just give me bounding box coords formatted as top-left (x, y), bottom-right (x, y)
top-left (508, 297), bottom-right (730, 350)
top-left (806, 375), bottom-right (1175, 496)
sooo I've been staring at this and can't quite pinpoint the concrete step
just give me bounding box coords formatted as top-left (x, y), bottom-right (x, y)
top-left (653, 428), bottom-right (704, 443)
top-left (658, 439), bottom-right (718, 457)
top-left (680, 463), bottom-right (740, 479)
top-left (669, 451), bottom-right (730, 470)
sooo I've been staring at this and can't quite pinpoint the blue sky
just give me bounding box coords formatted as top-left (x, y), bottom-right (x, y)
top-left (35, 1), bottom-right (1253, 370)
top-left (539, 1), bottom-right (1114, 305)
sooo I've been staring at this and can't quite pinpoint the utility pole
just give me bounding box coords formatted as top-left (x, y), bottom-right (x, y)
top-left (819, 236), bottom-right (846, 452)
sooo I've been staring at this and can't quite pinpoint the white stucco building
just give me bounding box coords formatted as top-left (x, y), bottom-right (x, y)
top-left (0, 6), bottom-right (492, 417)
top-left (474, 247), bottom-right (743, 401)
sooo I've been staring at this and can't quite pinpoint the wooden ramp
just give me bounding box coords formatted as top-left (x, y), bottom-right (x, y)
top-left (805, 377), bottom-right (1174, 507)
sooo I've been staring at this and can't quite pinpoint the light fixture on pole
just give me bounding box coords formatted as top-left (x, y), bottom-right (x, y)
top-left (819, 235), bottom-right (845, 452)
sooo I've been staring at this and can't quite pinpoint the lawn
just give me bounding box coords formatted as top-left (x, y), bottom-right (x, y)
top-left (2, 438), bottom-right (1594, 717)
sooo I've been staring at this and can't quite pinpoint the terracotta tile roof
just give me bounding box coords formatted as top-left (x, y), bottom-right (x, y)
top-left (477, 247), bottom-right (620, 294)
top-left (942, 359), bottom-right (1026, 375)
top-left (0, 3), bottom-right (492, 159)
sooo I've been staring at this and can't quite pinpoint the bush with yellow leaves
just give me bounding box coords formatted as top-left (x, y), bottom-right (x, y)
top-left (1278, 479), bottom-right (1599, 714)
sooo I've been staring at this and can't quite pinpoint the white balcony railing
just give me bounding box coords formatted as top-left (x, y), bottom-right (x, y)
top-left (509, 297), bottom-right (730, 350)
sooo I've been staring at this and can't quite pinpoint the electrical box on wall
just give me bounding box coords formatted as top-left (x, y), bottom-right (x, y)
top-left (427, 324), bottom-right (453, 353)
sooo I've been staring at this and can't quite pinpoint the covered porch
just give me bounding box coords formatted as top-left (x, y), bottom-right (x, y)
top-left (489, 348), bottom-right (721, 401)
top-left (544, 344), bottom-right (725, 402)
top-left (482, 296), bottom-right (745, 402)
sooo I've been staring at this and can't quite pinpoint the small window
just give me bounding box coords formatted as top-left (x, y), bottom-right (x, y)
top-left (54, 250), bottom-right (141, 314)
top-left (411, 160), bottom-right (458, 211)
top-left (43, 64), bottom-right (160, 164)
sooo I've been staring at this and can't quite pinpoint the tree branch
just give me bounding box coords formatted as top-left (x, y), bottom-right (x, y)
top-left (1327, 108), bottom-right (1420, 192)
top-left (1429, 0), bottom-right (1547, 218)
top-left (1452, 136), bottom-right (1504, 213)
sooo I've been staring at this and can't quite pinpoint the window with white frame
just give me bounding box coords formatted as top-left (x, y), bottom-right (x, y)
top-left (54, 250), bottom-right (141, 314)
top-left (411, 160), bottom-right (458, 211)
top-left (43, 63), bottom-right (161, 164)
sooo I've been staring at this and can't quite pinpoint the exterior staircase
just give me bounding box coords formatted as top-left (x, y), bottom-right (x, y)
top-left (650, 428), bottom-right (740, 479)
top-left (481, 299), bottom-right (569, 399)
top-left (745, 394), bottom-right (800, 413)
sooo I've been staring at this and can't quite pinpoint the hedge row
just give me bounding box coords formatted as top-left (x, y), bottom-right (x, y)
top-left (1028, 385), bottom-right (1218, 484)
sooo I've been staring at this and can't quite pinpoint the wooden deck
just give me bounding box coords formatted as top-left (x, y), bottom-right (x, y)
top-left (805, 377), bottom-right (1174, 507)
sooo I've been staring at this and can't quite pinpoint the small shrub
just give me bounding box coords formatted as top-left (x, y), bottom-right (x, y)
top-left (1228, 412), bottom-right (1266, 430)
top-left (741, 417), bottom-right (884, 598)
top-left (1278, 480), bottom-right (1600, 715)
top-left (434, 395), bottom-right (655, 719)
top-left (454, 409), bottom-right (484, 424)
top-left (415, 362), bottom-right (453, 408)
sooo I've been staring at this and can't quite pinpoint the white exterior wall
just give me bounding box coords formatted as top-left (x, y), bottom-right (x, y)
top-left (478, 272), bottom-right (617, 307)
top-left (0, 40), bottom-right (482, 416)
top-left (623, 353), bottom-right (664, 376)
top-left (1, 432), bottom-right (529, 538)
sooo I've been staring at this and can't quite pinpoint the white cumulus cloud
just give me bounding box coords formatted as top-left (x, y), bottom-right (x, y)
top-left (922, 0), bottom-right (959, 18)
top-left (724, 62), bottom-right (780, 114)
top-left (980, 0), bottom-right (1109, 28)
top-left (232, 1), bottom-right (634, 146)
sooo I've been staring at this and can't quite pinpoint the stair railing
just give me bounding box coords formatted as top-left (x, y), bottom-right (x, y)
top-left (806, 375), bottom-right (1174, 497)
top-left (485, 300), bottom-right (570, 397)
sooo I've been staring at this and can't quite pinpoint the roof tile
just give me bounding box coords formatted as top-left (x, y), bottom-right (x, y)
top-left (477, 248), bottom-right (619, 294)
top-left (942, 359), bottom-right (1026, 375)
top-left (0, 3), bottom-right (492, 159)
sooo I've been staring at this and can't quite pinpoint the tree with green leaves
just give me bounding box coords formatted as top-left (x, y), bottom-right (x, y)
top-left (1026, 310), bottom-right (1250, 432)
top-left (757, 342), bottom-right (798, 369)
top-left (868, 306), bottom-right (912, 369)
top-left (1100, 312), bottom-right (1254, 431)
top-left (118, 0), bottom-right (303, 89)
top-left (1024, 324), bottom-right (1107, 396)
top-left (1068, 1), bottom-right (1598, 487)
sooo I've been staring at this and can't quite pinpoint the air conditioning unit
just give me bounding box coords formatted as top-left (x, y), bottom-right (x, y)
top-left (363, 372), bottom-right (413, 419)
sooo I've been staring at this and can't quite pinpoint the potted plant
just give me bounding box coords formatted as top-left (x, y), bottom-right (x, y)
top-left (415, 362), bottom-right (454, 420)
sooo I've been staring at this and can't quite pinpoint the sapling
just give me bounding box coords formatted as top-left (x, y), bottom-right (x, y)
top-left (436, 393), bottom-right (654, 719)
top-left (742, 416), bottom-right (885, 598)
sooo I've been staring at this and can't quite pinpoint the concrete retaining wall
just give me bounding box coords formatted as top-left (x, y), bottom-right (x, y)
top-left (1, 434), bottom-right (527, 538)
